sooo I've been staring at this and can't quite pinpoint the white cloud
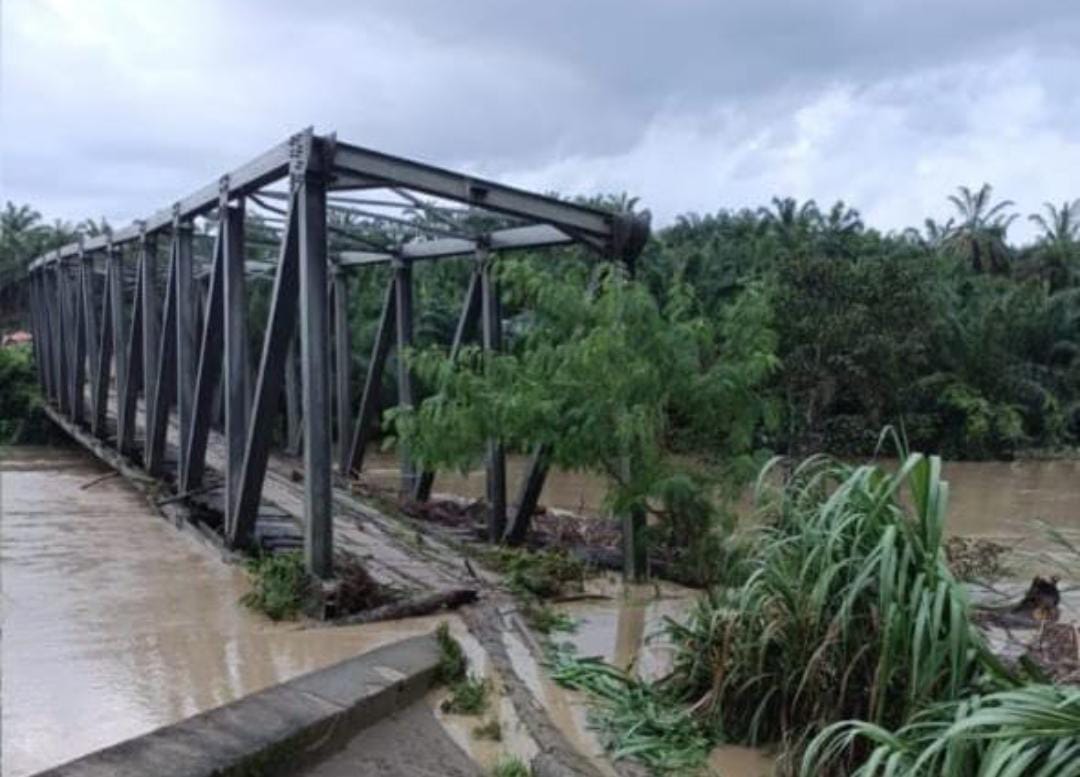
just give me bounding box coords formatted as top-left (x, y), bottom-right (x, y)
top-left (503, 51), bottom-right (1080, 243)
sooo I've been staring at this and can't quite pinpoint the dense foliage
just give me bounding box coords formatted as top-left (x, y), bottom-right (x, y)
top-left (640, 189), bottom-right (1080, 459)
top-left (390, 257), bottom-right (778, 570)
top-left (0, 344), bottom-right (42, 443)
top-left (4, 186), bottom-right (1079, 460)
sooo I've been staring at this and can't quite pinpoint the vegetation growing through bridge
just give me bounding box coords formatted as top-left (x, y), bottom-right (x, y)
top-left (240, 552), bottom-right (311, 621)
top-left (391, 258), bottom-right (778, 580)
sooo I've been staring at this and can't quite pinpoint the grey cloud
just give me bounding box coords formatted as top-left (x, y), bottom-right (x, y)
top-left (3, 0), bottom-right (1079, 235)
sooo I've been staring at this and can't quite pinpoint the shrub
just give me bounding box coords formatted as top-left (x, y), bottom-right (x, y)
top-left (441, 676), bottom-right (489, 715)
top-left (240, 552), bottom-right (311, 621)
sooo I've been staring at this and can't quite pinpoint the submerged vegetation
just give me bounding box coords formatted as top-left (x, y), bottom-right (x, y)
top-left (240, 552), bottom-right (311, 621)
top-left (549, 446), bottom-right (1080, 775)
top-left (549, 652), bottom-right (712, 773)
top-left (434, 622), bottom-right (490, 716)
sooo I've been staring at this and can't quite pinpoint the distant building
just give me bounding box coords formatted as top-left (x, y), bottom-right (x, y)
top-left (2, 330), bottom-right (32, 347)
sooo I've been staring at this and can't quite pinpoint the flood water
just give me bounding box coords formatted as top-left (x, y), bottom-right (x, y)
top-left (5, 444), bottom-right (1079, 777)
top-left (0, 446), bottom-right (445, 777)
top-left (366, 451), bottom-right (1080, 549)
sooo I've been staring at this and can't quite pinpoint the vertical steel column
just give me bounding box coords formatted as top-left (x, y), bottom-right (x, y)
top-left (175, 214), bottom-right (196, 488)
top-left (31, 272), bottom-right (51, 398)
top-left (92, 254), bottom-right (114, 438)
top-left (26, 273), bottom-right (41, 393)
top-left (146, 240), bottom-right (178, 476)
top-left (480, 248), bottom-right (507, 541)
top-left (182, 231), bottom-right (225, 493)
top-left (230, 189), bottom-right (301, 550)
top-left (332, 268), bottom-right (351, 473)
top-left (223, 193), bottom-right (249, 527)
top-left (285, 328), bottom-right (302, 455)
top-left (346, 280), bottom-right (395, 474)
top-left (140, 228), bottom-right (159, 446)
top-left (81, 247), bottom-right (100, 427)
top-left (119, 251), bottom-right (144, 455)
top-left (622, 254), bottom-right (648, 582)
top-left (507, 444), bottom-right (551, 545)
top-left (299, 155), bottom-right (333, 578)
top-left (54, 265), bottom-right (70, 414)
top-left (71, 257), bottom-right (87, 424)
top-left (109, 244), bottom-right (128, 445)
top-left (67, 262), bottom-right (83, 418)
top-left (393, 258), bottom-right (416, 497)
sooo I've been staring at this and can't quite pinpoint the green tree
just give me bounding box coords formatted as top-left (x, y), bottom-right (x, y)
top-left (946, 183), bottom-right (1016, 274)
top-left (390, 259), bottom-right (778, 570)
top-left (1025, 199), bottom-right (1080, 290)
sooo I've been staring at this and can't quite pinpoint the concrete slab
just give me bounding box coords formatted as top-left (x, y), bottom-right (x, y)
top-left (298, 702), bottom-right (483, 777)
top-left (33, 634), bottom-right (444, 777)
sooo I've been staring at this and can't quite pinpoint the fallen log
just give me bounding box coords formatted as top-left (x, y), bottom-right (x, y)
top-left (329, 588), bottom-right (478, 626)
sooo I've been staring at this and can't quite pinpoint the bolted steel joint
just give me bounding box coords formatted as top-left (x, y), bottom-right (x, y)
top-left (218, 175), bottom-right (231, 209)
top-left (288, 128), bottom-right (315, 192)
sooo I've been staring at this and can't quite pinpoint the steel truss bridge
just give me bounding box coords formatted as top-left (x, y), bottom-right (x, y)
top-left (21, 129), bottom-right (650, 581)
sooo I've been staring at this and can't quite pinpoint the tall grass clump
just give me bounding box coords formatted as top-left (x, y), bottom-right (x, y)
top-left (663, 450), bottom-right (995, 761)
top-left (804, 684), bottom-right (1080, 776)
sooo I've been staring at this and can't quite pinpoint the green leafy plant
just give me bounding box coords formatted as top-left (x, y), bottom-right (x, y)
top-left (661, 447), bottom-right (1007, 764)
top-left (435, 621), bottom-right (467, 685)
top-left (804, 684), bottom-right (1080, 776)
top-left (240, 552), bottom-right (311, 621)
top-left (0, 344), bottom-right (40, 443)
top-left (441, 676), bottom-right (490, 715)
top-left (389, 261), bottom-right (778, 556)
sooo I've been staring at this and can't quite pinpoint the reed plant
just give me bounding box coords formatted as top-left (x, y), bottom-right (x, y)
top-left (804, 684), bottom-right (1080, 776)
top-left (662, 449), bottom-right (1001, 759)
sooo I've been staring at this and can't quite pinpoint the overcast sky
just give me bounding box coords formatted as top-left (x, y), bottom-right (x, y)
top-left (3, 0), bottom-right (1079, 241)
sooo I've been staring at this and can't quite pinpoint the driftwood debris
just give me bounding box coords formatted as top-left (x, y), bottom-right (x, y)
top-left (79, 471), bottom-right (120, 490)
top-left (975, 576), bottom-right (1062, 629)
top-left (329, 587), bottom-right (478, 627)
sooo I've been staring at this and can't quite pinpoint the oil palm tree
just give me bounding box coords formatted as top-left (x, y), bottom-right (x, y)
top-left (904, 217), bottom-right (956, 253)
top-left (946, 184), bottom-right (1016, 274)
top-left (758, 196), bottom-right (821, 247)
top-left (1027, 200), bottom-right (1080, 290)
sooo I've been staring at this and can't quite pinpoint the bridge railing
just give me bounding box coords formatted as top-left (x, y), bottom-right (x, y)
top-left (25, 128), bottom-right (650, 579)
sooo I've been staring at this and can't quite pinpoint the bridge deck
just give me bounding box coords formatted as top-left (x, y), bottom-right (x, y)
top-left (72, 386), bottom-right (476, 594)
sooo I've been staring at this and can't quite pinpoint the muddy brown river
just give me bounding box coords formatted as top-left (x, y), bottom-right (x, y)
top-left (3, 445), bottom-right (1079, 776)
top-left (368, 451), bottom-right (1080, 550)
top-left (0, 447), bottom-right (444, 776)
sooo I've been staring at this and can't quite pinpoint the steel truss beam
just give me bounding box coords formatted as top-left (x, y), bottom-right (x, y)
top-left (22, 127), bottom-right (651, 582)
